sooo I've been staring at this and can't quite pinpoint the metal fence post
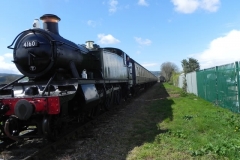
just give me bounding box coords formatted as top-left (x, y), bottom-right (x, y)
top-left (235, 62), bottom-right (240, 112)
top-left (204, 69), bottom-right (206, 99)
top-left (215, 66), bottom-right (218, 105)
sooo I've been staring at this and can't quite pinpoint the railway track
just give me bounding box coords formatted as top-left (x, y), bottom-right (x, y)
top-left (0, 97), bottom-right (132, 160)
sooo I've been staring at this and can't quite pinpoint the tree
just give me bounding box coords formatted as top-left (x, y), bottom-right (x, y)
top-left (181, 58), bottom-right (200, 92)
top-left (181, 58), bottom-right (200, 74)
top-left (170, 71), bottom-right (181, 86)
top-left (160, 62), bottom-right (178, 82)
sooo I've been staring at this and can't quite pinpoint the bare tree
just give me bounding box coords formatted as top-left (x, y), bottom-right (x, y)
top-left (160, 62), bottom-right (178, 82)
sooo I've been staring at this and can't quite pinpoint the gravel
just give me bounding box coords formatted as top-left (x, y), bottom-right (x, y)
top-left (43, 84), bottom-right (159, 160)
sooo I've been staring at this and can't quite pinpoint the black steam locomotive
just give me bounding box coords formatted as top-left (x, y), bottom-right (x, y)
top-left (0, 14), bottom-right (157, 141)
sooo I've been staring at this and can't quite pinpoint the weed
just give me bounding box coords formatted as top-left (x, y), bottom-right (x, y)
top-left (191, 138), bottom-right (240, 157)
top-left (168, 130), bottom-right (187, 139)
top-left (180, 90), bottom-right (188, 97)
top-left (127, 83), bottom-right (240, 160)
top-left (182, 115), bottom-right (194, 120)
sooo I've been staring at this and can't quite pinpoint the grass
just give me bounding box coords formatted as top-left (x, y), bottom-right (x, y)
top-left (126, 83), bottom-right (240, 160)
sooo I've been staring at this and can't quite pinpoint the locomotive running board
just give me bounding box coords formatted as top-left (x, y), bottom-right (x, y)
top-left (77, 79), bottom-right (128, 84)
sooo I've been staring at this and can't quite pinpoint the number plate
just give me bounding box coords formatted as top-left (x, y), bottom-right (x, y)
top-left (23, 41), bottom-right (39, 48)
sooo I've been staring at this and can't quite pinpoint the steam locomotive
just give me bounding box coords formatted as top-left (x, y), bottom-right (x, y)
top-left (0, 14), bottom-right (157, 141)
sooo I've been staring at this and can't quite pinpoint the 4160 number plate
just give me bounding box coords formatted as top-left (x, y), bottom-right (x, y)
top-left (23, 41), bottom-right (38, 48)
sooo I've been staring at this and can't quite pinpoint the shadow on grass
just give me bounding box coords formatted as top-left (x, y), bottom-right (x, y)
top-left (127, 82), bottom-right (174, 149)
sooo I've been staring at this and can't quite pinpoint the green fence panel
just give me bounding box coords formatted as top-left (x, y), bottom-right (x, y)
top-left (197, 62), bottom-right (240, 113)
top-left (197, 67), bottom-right (217, 102)
top-left (205, 67), bottom-right (217, 103)
top-left (217, 63), bottom-right (238, 112)
top-left (196, 70), bottom-right (205, 99)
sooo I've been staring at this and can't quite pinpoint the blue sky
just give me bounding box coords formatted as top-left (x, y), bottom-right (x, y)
top-left (0, 0), bottom-right (240, 74)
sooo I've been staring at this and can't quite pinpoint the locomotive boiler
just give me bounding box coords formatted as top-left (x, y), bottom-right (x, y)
top-left (0, 14), bottom-right (157, 141)
top-left (12, 14), bottom-right (98, 80)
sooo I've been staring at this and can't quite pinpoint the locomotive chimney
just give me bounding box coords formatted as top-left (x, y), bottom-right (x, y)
top-left (86, 41), bottom-right (94, 49)
top-left (40, 14), bottom-right (61, 35)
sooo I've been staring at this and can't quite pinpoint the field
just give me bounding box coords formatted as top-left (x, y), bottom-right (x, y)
top-left (126, 83), bottom-right (240, 160)
top-left (0, 73), bottom-right (22, 84)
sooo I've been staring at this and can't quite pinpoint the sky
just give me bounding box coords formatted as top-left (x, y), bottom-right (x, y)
top-left (0, 0), bottom-right (240, 74)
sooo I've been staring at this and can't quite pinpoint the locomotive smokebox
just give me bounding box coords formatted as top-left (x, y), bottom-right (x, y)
top-left (40, 14), bottom-right (61, 35)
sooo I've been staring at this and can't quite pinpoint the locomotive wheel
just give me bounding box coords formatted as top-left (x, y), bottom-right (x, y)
top-left (0, 122), bottom-right (14, 142)
top-left (104, 93), bottom-right (113, 111)
top-left (114, 88), bottom-right (122, 105)
top-left (89, 105), bottom-right (101, 119)
top-left (0, 122), bottom-right (5, 138)
top-left (1, 117), bottom-right (22, 141)
top-left (7, 117), bottom-right (20, 137)
top-left (42, 115), bottom-right (62, 141)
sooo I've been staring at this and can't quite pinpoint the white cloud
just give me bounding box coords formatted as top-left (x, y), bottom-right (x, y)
top-left (200, 0), bottom-right (220, 12)
top-left (171, 0), bottom-right (199, 13)
top-left (4, 53), bottom-right (12, 58)
top-left (87, 20), bottom-right (97, 27)
top-left (109, 0), bottom-right (118, 13)
top-left (135, 37), bottom-right (152, 46)
top-left (98, 34), bottom-right (120, 44)
top-left (141, 63), bottom-right (158, 67)
top-left (171, 0), bottom-right (220, 14)
top-left (138, 0), bottom-right (149, 6)
top-left (194, 30), bottom-right (240, 69)
top-left (0, 54), bottom-right (20, 74)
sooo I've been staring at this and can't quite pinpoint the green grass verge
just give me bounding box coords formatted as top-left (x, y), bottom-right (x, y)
top-left (126, 83), bottom-right (240, 160)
